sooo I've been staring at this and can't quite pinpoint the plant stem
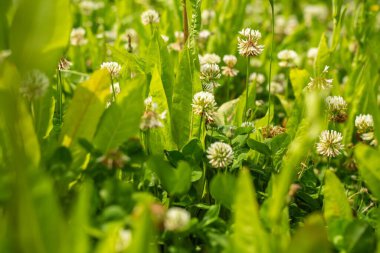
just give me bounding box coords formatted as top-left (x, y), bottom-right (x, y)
top-left (267, 2), bottom-right (275, 127)
top-left (58, 69), bottom-right (63, 125)
top-left (182, 0), bottom-right (189, 44)
top-left (244, 56), bottom-right (250, 121)
top-left (318, 157), bottom-right (331, 197)
top-left (226, 77), bottom-right (230, 101)
top-left (144, 130), bottom-right (151, 155)
top-left (110, 76), bottom-right (116, 102)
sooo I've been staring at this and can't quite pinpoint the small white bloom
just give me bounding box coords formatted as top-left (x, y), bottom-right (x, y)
top-left (199, 53), bottom-right (221, 65)
top-left (277, 49), bottom-right (298, 68)
top-left (249, 72), bottom-right (265, 85)
top-left (325, 96), bottom-right (348, 122)
top-left (70, 27), bottom-right (88, 46)
top-left (58, 58), bottom-right (72, 71)
top-left (141, 9), bottom-right (160, 25)
top-left (304, 5), bottom-right (328, 26)
top-left (307, 65), bottom-right (333, 90)
top-left (115, 229), bottom-right (132, 252)
top-left (192, 91), bottom-right (217, 122)
top-left (164, 207), bottom-right (191, 231)
top-left (199, 30), bottom-right (211, 43)
top-left (200, 63), bottom-right (221, 92)
top-left (201, 9), bottom-right (215, 25)
top-left (223, 55), bottom-right (237, 67)
top-left (307, 48), bottom-right (318, 60)
top-left (316, 130), bottom-right (344, 157)
top-left (361, 132), bottom-right (378, 147)
top-left (161, 35), bottom-right (169, 43)
top-left (20, 70), bottom-right (49, 100)
top-left (237, 28), bottom-right (264, 57)
top-left (222, 55), bottom-right (238, 78)
top-left (241, 121), bottom-right (255, 128)
top-left (140, 96), bottom-right (166, 131)
top-left (207, 142), bottom-right (234, 168)
top-left (275, 15), bottom-right (299, 36)
top-left (79, 1), bottom-right (103, 15)
top-left (355, 114), bottom-right (374, 134)
top-left (101, 62), bottom-right (122, 79)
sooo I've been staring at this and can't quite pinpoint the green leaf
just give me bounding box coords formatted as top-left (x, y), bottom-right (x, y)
top-left (344, 220), bottom-right (377, 253)
top-left (210, 173), bottom-right (236, 209)
top-left (354, 144), bottom-right (380, 199)
top-left (147, 157), bottom-right (192, 196)
top-left (314, 33), bottom-right (330, 75)
top-left (94, 75), bottom-right (145, 152)
top-left (33, 88), bottom-right (55, 141)
top-left (323, 170), bottom-right (353, 222)
top-left (10, 0), bottom-right (72, 74)
top-left (286, 214), bottom-right (332, 253)
top-left (227, 169), bottom-right (270, 253)
top-left (59, 69), bottom-right (110, 164)
top-left (171, 47), bottom-right (202, 148)
top-left (247, 138), bottom-right (271, 156)
top-left (289, 69), bottom-right (309, 100)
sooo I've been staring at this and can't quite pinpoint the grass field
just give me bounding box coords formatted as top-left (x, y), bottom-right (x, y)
top-left (1, 0), bottom-right (380, 252)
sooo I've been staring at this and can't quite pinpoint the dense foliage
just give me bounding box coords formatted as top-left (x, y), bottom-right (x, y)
top-left (1, 0), bottom-right (380, 252)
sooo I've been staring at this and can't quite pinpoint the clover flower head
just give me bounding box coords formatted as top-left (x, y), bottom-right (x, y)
top-left (237, 28), bottom-right (264, 57)
top-left (140, 96), bottom-right (166, 131)
top-left (141, 9), bottom-right (160, 25)
top-left (355, 114), bottom-right (374, 134)
top-left (164, 207), bottom-right (191, 231)
top-left (79, 1), bottom-right (104, 15)
top-left (326, 96), bottom-right (348, 122)
top-left (307, 47), bottom-right (318, 60)
top-left (361, 132), bottom-right (378, 147)
top-left (101, 61), bottom-right (122, 78)
top-left (199, 30), bottom-right (211, 43)
top-left (207, 142), bottom-right (234, 168)
top-left (221, 55), bottom-right (238, 77)
top-left (20, 69), bottom-right (49, 100)
top-left (262, 125), bottom-right (286, 138)
top-left (58, 58), bottom-right (72, 71)
top-left (277, 49), bottom-right (298, 68)
top-left (241, 121), bottom-right (255, 128)
top-left (316, 130), bottom-right (344, 157)
top-left (115, 229), bottom-right (132, 252)
top-left (70, 27), bottom-right (88, 46)
top-left (307, 65), bottom-right (333, 90)
top-left (199, 53), bottom-right (221, 65)
top-left (249, 72), bottom-right (265, 85)
top-left (200, 63), bottom-right (221, 92)
top-left (192, 91), bottom-right (217, 122)
top-left (201, 9), bottom-right (215, 25)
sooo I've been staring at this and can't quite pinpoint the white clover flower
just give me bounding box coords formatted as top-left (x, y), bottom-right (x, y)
top-left (275, 15), bottom-right (299, 36)
top-left (316, 130), bottom-right (344, 157)
top-left (70, 27), bottom-right (88, 46)
top-left (199, 30), bottom-right (211, 43)
top-left (161, 35), bottom-right (169, 43)
top-left (200, 63), bottom-right (221, 92)
top-left (277, 49), bottom-right (298, 68)
top-left (361, 132), bottom-right (378, 147)
top-left (201, 10), bottom-right (215, 26)
top-left (79, 1), bottom-right (103, 15)
top-left (20, 70), bottom-right (49, 100)
top-left (304, 5), bottom-right (328, 26)
top-left (101, 62), bottom-right (122, 79)
top-left (307, 48), bottom-right (318, 61)
top-left (249, 72), bottom-right (265, 85)
top-left (115, 229), bottom-right (132, 252)
top-left (58, 58), bottom-right (72, 71)
top-left (199, 53), bottom-right (221, 65)
top-left (221, 55), bottom-right (238, 77)
top-left (307, 65), bottom-right (333, 90)
top-left (237, 28), bottom-right (264, 57)
top-left (192, 91), bottom-right (217, 122)
top-left (122, 28), bottom-right (138, 42)
top-left (325, 96), bottom-right (348, 122)
top-left (241, 121), bottom-right (255, 128)
top-left (164, 207), bottom-right (191, 231)
top-left (355, 114), bottom-right (374, 134)
top-left (168, 31), bottom-right (185, 51)
top-left (207, 142), bottom-right (234, 168)
top-left (141, 9), bottom-right (160, 25)
top-left (140, 96), bottom-right (166, 131)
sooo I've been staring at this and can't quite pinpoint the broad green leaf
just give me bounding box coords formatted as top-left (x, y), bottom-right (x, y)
top-left (33, 88), bottom-right (55, 141)
top-left (344, 220), bottom-right (377, 253)
top-left (227, 169), bottom-right (270, 253)
top-left (354, 144), bottom-right (380, 199)
top-left (323, 170), bottom-right (353, 222)
top-left (171, 47), bottom-right (202, 148)
top-left (289, 68), bottom-right (309, 100)
top-left (286, 214), bottom-right (331, 253)
top-left (10, 0), bottom-right (71, 74)
top-left (147, 157), bottom-right (192, 196)
top-left (314, 33), bottom-right (330, 75)
top-left (210, 173), bottom-right (236, 209)
top-left (59, 70), bottom-right (110, 165)
top-left (247, 138), bottom-right (271, 156)
top-left (94, 75), bottom-right (145, 152)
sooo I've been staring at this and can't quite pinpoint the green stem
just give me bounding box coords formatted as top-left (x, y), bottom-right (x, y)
top-left (226, 77), bottom-right (230, 101)
top-left (267, 1), bottom-right (275, 127)
top-left (58, 69), bottom-right (63, 125)
top-left (198, 115), bottom-right (203, 140)
top-left (110, 76), bottom-right (116, 102)
top-left (244, 56), bottom-right (250, 121)
top-left (318, 157), bottom-right (331, 197)
top-left (144, 130), bottom-right (151, 155)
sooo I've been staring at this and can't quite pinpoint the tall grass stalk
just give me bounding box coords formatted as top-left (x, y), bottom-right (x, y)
top-left (267, 0), bottom-right (275, 126)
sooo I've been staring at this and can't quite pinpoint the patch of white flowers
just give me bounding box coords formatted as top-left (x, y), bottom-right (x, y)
top-left (140, 96), bottom-right (167, 131)
top-left (277, 49), bottom-right (298, 68)
top-left (164, 207), bottom-right (191, 232)
top-left (101, 62), bottom-right (122, 79)
top-left (207, 142), bottom-right (234, 168)
top-left (237, 28), bottom-right (264, 57)
top-left (307, 65), bottom-right (333, 90)
top-left (221, 55), bottom-right (238, 77)
top-left (20, 70), bottom-right (49, 100)
top-left (70, 27), bottom-right (88, 46)
top-left (192, 91), bottom-right (217, 123)
top-left (141, 9), bottom-right (160, 25)
top-left (325, 96), bottom-right (348, 122)
top-left (316, 130), bottom-right (344, 158)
